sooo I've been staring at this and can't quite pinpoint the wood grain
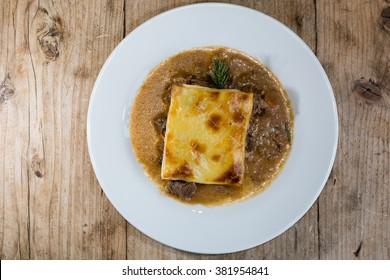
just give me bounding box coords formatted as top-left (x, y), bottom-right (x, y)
top-left (0, 0), bottom-right (127, 259)
top-left (317, 0), bottom-right (390, 259)
top-left (1, 0), bottom-right (389, 259)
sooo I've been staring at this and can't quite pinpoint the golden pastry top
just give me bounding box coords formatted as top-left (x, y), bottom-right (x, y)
top-left (161, 84), bottom-right (253, 186)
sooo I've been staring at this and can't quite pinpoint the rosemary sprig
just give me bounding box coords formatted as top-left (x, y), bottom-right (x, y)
top-left (210, 58), bottom-right (229, 89)
top-left (285, 123), bottom-right (291, 143)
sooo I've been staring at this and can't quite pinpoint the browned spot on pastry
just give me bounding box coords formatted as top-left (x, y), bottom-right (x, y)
top-left (171, 162), bottom-right (193, 179)
top-left (165, 132), bottom-right (173, 143)
top-left (190, 140), bottom-right (206, 153)
top-left (215, 163), bottom-right (243, 185)
top-left (232, 110), bottom-right (245, 123)
top-left (211, 154), bottom-right (221, 162)
top-left (209, 91), bottom-right (220, 100)
top-left (163, 147), bottom-right (174, 163)
top-left (206, 113), bottom-right (222, 131)
top-left (239, 93), bottom-right (250, 101)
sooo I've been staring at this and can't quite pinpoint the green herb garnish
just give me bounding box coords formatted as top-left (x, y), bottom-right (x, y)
top-left (210, 58), bottom-right (229, 89)
top-left (285, 123), bottom-right (291, 143)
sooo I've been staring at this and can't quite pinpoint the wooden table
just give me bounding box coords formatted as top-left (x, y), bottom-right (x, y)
top-left (1, 0), bottom-right (389, 260)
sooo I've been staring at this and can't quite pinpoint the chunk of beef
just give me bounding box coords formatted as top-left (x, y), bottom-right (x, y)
top-left (245, 133), bottom-right (256, 161)
top-left (162, 89), bottom-right (171, 105)
top-left (153, 114), bottom-right (167, 136)
top-left (246, 133), bottom-right (255, 152)
top-left (156, 140), bottom-right (164, 165)
top-left (252, 93), bottom-right (268, 116)
top-left (187, 75), bottom-right (211, 87)
top-left (166, 180), bottom-right (197, 200)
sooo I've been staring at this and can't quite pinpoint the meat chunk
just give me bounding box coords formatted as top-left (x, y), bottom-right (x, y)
top-left (252, 93), bottom-right (268, 116)
top-left (153, 114), bottom-right (167, 136)
top-left (166, 180), bottom-right (197, 200)
top-left (246, 133), bottom-right (255, 152)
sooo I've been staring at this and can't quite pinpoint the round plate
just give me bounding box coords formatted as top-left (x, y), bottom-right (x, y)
top-left (87, 3), bottom-right (338, 254)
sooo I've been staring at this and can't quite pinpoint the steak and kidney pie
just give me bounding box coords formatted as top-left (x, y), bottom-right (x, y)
top-left (130, 47), bottom-right (293, 206)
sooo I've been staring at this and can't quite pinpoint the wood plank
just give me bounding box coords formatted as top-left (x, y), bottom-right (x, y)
top-left (0, 0), bottom-right (31, 260)
top-left (0, 0), bottom-right (127, 259)
top-left (317, 0), bottom-right (390, 259)
top-left (125, 0), bottom-right (319, 259)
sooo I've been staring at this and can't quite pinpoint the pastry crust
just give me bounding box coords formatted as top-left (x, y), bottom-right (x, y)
top-left (161, 85), bottom-right (253, 186)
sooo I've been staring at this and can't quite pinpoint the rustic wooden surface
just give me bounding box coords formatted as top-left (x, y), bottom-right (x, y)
top-left (0, 0), bottom-right (389, 260)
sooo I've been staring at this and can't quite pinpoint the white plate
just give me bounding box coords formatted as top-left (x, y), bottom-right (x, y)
top-left (87, 3), bottom-right (338, 254)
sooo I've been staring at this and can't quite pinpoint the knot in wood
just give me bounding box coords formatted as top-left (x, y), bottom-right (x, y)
top-left (352, 78), bottom-right (383, 104)
top-left (0, 73), bottom-right (15, 104)
top-left (31, 155), bottom-right (45, 178)
top-left (35, 8), bottom-right (63, 61)
top-left (381, 7), bottom-right (390, 32)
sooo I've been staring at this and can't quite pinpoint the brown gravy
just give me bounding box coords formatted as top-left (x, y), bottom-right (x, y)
top-left (130, 47), bottom-right (294, 206)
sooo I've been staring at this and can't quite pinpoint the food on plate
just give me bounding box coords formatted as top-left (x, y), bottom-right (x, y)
top-left (130, 47), bottom-right (293, 206)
